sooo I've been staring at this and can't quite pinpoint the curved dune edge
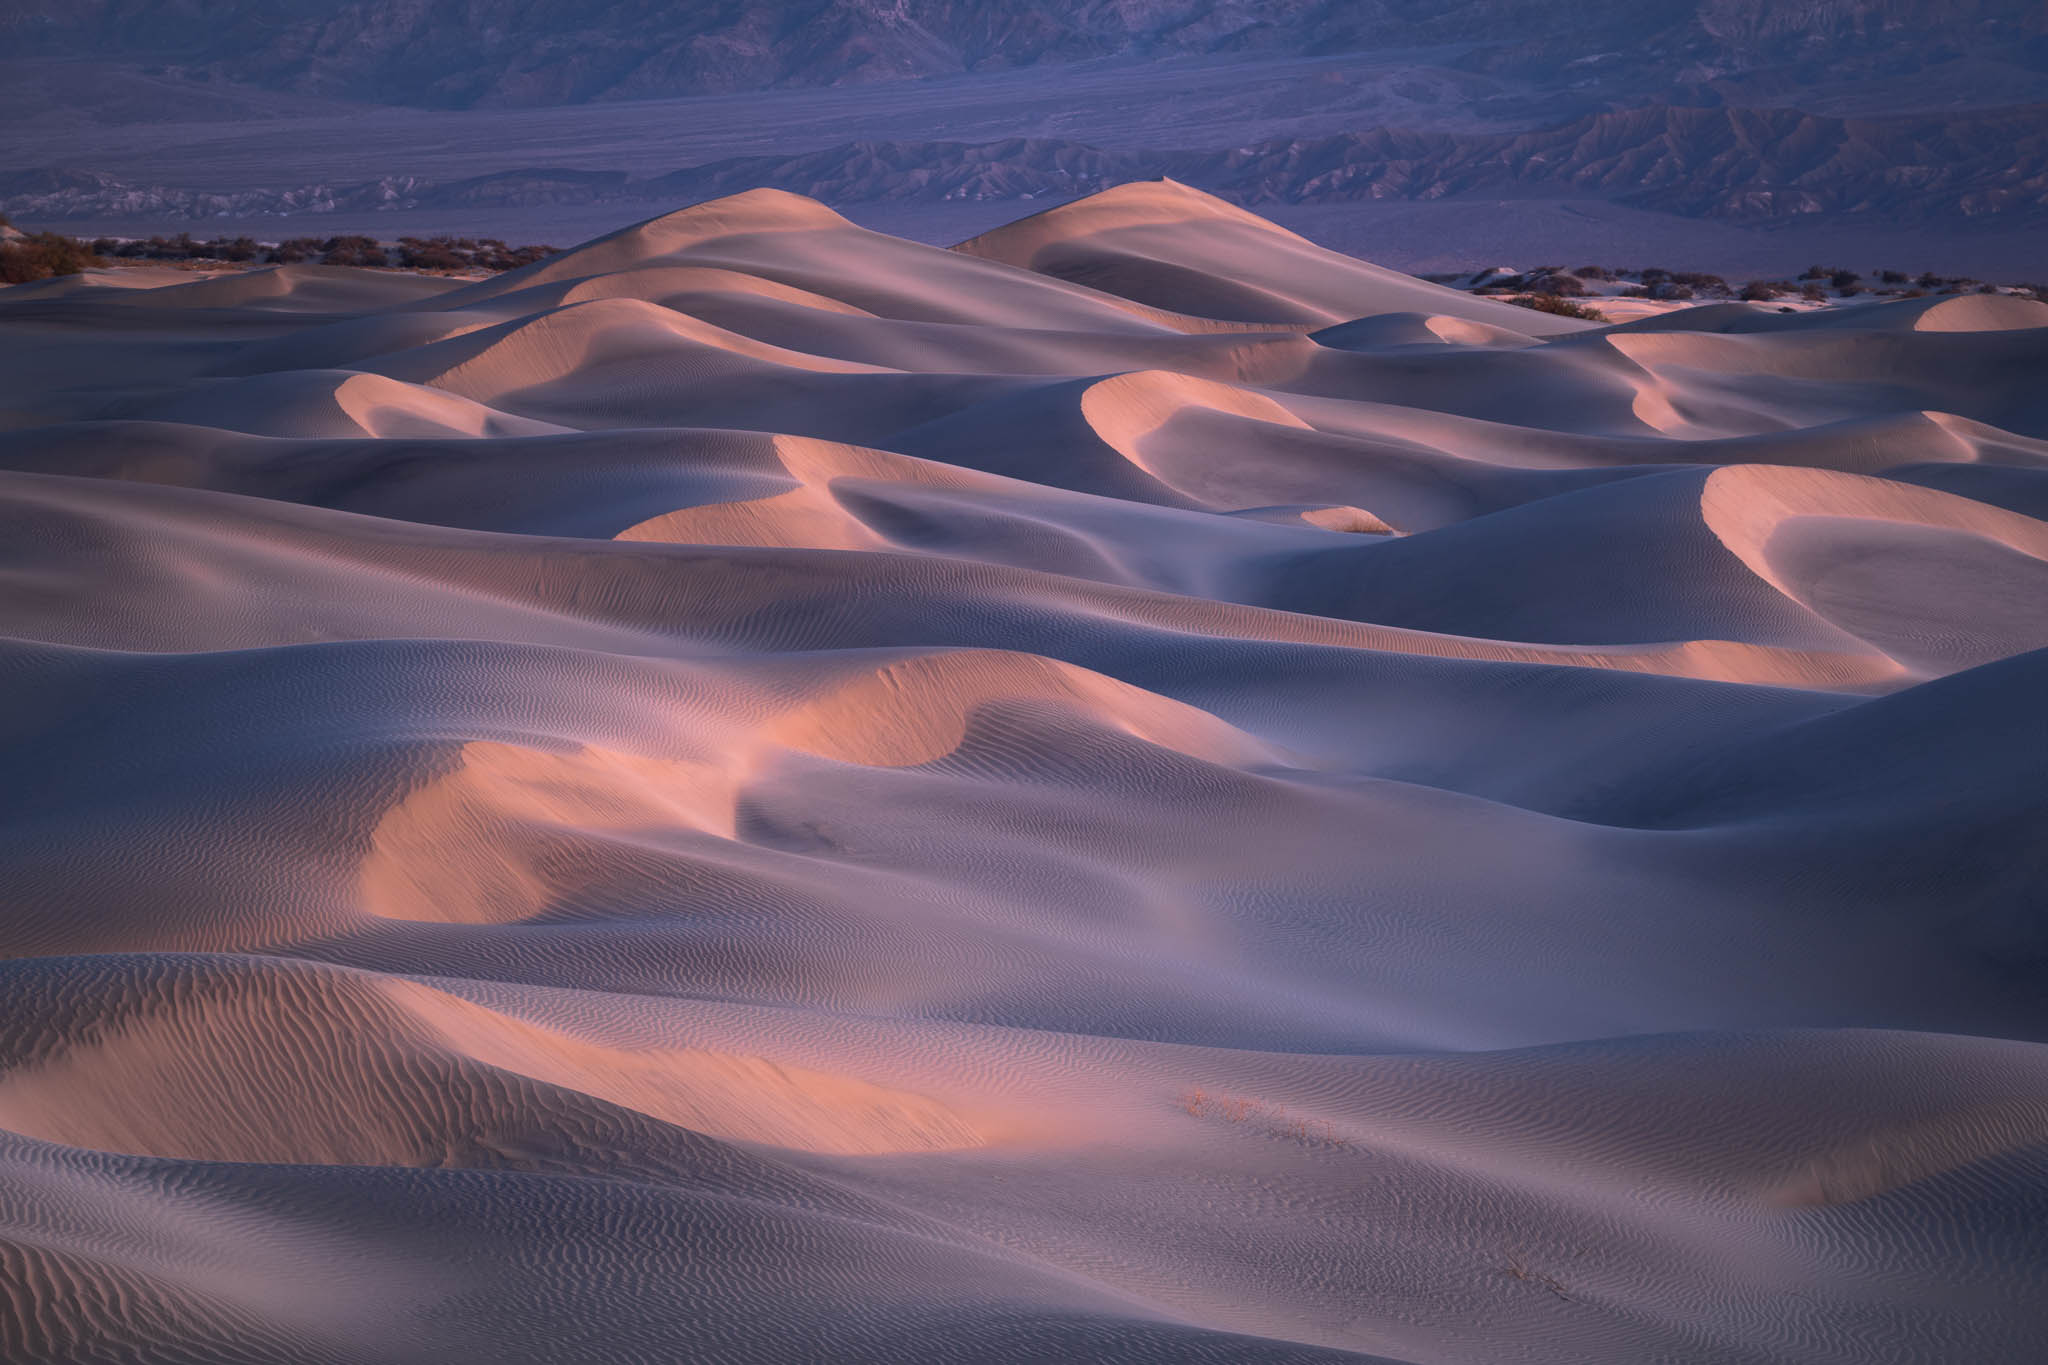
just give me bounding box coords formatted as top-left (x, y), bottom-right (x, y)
top-left (616, 483), bottom-right (887, 550)
top-left (457, 189), bottom-right (859, 299)
top-left (360, 740), bottom-right (751, 924)
top-left (331, 372), bottom-right (562, 439)
top-left (761, 650), bottom-right (1285, 770)
top-left (386, 979), bottom-right (1004, 1155)
top-left (398, 296), bottom-right (891, 407)
top-left (1079, 370), bottom-right (1311, 492)
top-left (0, 961), bottom-right (1001, 1159)
top-left (955, 178), bottom-right (1593, 335)
top-left (1702, 464), bottom-right (2048, 671)
top-left (1704, 464), bottom-right (2048, 579)
top-left (360, 649), bottom-right (1292, 925)
top-left (1909, 293), bottom-right (2048, 333)
top-left (954, 178), bottom-right (1311, 263)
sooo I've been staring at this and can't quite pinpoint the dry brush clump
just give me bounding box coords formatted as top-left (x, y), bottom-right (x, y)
top-left (1507, 293), bottom-right (1606, 322)
top-left (1620, 268), bottom-right (1730, 301)
top-left (76, 232), bottom-right (559, 273)
top-left (0, 231), bottom-right (102, 284)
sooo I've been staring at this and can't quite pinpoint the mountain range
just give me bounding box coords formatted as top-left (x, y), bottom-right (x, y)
top-left (10, 101), bottom-right (2045, 225)
top-left (9, 0), bottom-right (2047, 108)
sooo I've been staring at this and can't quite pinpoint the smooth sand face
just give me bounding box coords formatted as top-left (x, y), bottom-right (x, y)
top-left (1, 181), bottom-right (2047, 1364)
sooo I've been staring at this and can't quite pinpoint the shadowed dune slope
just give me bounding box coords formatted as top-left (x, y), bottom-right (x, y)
top-left (2, 187), bottom-right (2046, 1365)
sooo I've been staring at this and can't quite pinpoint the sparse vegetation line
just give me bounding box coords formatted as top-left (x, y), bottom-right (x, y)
top-left (0, 227), bottom-right (560, 283)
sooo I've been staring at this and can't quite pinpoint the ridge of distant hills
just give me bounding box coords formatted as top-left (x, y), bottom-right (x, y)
top-left (9, 102), bottom-right (2045, 226)
top-left (6, 0), bottom-right (2046, 108)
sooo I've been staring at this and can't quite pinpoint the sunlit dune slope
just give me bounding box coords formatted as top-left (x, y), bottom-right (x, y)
top-left (2, 185), bottom-right (2046, 1365)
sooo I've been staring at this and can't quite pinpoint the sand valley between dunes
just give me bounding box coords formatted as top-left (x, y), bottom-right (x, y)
top-left (1, 180), bottom-right (2046, 1364)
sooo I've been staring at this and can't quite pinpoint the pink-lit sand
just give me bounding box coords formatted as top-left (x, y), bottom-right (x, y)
top-left (2, 183), bottom-right (2046, 1364)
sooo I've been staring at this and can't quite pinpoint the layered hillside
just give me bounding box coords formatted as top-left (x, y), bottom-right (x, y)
top-left (6, 0), bottom-right (2045, 107)
top-left (11, 101), bottom-right (2047, 224)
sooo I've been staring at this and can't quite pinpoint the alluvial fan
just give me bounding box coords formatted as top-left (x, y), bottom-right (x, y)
top-left (1, 181), bottom-right (2046, 1365)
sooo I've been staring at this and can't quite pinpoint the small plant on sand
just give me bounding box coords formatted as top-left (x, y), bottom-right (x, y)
top-left (1508, 294), bottom-right (1605, 322)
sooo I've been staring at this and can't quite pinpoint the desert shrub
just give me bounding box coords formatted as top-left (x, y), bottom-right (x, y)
top-left (21, 227), bottom-right (557, 274)
top-left (0, 231), bottom-right (103, 284)
top-left (389, 235), bottom-right (556, 272)
top-left (1801, 283), bottom-right (1828, 302)
top-left (1741, 280), bottom-right (1789, 301)
top-left (396, 236), bottom-right (469, 270)
top-left (1829, 270), bottom-right (1862, 291)
top-left (1668, 271), bottom-right (1729, 296)
top-left (1979, 282), bottom-right (1999, 294)
top-left (1800, 264), bottom-right (1830, 280)
top-left (1509, 293), bottom-right (1605, 322)
top-left (1879, 269), bottom-right (1908, 285)
top-left (1572, 265), bottom-right (1613, 280)
top-left (479, 243), bottom-right (556, 270)
top-left (319, 235), bottom-right (386, 267)
top-left (1624, 280), bottom-right (1693, 300)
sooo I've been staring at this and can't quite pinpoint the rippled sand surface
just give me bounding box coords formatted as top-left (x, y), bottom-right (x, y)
top-left (2, 183), bottom-right (2046, 1364)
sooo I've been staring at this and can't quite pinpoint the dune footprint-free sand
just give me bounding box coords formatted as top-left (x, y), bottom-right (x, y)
top-left (1, 183), bottom-right (2046, 1364)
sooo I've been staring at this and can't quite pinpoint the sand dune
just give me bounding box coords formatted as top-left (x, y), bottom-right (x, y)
top-left (1, 184), bottom-right (2044, 1363)
top-left (954, 179), bottom-right (1589, 336)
